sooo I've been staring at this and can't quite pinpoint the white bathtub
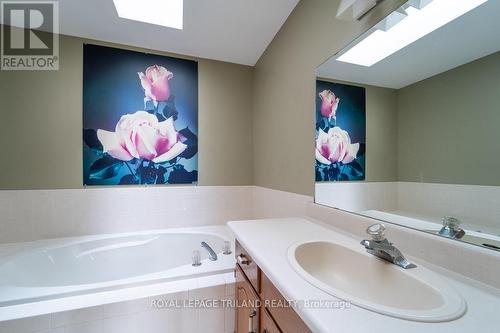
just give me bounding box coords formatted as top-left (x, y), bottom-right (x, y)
top-left (0, 226), bottom-right (234, 312)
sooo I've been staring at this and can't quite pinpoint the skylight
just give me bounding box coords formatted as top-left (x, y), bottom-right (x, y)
top-left (113, 0), bottom-right (183, 30)
top-left (336, 0), bottom-right (488, 67)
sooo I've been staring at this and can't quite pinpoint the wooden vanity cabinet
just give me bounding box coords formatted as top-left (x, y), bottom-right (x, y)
top-left (235, 240), bottom-right (260, 292)
top-left (260, 307), bottom-right (281, 333)
top-left (235, 240), bottom-right (312, 333)
top-left (261, 273), bottom-right (311, 333)
top-left (236, 265), bottom-right (260, 333)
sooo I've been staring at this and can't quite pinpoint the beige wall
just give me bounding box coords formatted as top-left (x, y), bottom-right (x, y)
top-left (397, 51), bottom-right (500, 186)
top-left (0, 34), bottom-right (254, 189)
top-left (366, 85), bottom-right (398, 182)
top-left (252, 0), bottom-right (405, 196)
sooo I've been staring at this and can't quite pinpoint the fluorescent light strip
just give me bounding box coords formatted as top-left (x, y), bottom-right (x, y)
top-left (337, 0), bottom-right (488, 67)
top-left (113, 0), bottom-right (183, 30)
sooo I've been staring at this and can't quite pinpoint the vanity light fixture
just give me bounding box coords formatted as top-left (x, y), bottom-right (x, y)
top-left (113, 0), bottom-right (183, 30)
top-left (336, 0), bottom-right (488, 66)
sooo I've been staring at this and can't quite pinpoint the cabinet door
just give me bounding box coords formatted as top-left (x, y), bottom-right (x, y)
top-left (261, 308), bottom-right (281, 333)
top-left (261, 273), bottom-right (312, 333)
top-left (236, 265), bottom-right (260, 333)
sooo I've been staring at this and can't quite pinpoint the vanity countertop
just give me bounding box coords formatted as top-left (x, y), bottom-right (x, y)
top-left (228, 218), bottom-right (500, 333)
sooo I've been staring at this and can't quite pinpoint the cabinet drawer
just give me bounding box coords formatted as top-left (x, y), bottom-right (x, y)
top-left (261, 307), bottom-right (281, 333)
top-left (236, 265), bottom-right (260, 333)
top-left (236, 240), bottom-right (260, 293)
top-left (261, 273), bottom-right (312, 333)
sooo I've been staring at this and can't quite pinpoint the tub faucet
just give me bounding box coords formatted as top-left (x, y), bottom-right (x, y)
top-left (360, 223), bottom-right (416, 269)
top-left (438, 216), bottom-right (465, 239)
top-left (201, 242), bottom-right (218, 261)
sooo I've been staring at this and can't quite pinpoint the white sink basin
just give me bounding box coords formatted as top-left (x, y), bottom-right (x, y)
top-left (288, 241), bottom-right (466, 322)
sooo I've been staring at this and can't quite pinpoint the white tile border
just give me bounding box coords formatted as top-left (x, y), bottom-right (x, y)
top-left (0, 186), bottom-right (254, 244)
top-left (397, 182), bottom-right (500, 234)
top-left (314, 181), bottom-right (500, 235)
top-left (315, 182), bottom-right (398, 212)
top-left (252, 186), bottom-right (312, 219)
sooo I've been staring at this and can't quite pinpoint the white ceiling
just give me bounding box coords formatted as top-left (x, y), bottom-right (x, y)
top-left (2, 0), bottom-right (299, 66)
top-left (317, 0), bottom-right (500, 89)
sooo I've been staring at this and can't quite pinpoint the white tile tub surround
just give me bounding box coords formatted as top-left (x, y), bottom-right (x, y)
top-left (0, 272), bottom-right (235, 333)
top-left (315, 182), bottom-right (398, 212)
top-left (252, 186), bottom-right (312, 218)
top-left (397, 182), bottom-right (500, 234)
top-left (0, 185), bottom-right (309, 244)
top-left (314, 181), bottom-right (500, 234)
top-left (0, 186), bottom-right (254, 243)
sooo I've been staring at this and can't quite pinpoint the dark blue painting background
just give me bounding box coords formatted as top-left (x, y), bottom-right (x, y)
top-left (315, 80), bottom-right (366, 182)
top-left (83, 44), bottom-right (198, 185)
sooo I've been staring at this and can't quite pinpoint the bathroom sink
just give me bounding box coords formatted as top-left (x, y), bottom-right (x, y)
top-left (288, 241), bottom-right (466, 322)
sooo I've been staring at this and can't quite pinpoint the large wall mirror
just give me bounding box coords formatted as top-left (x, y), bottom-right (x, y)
top-left (315, 0), bottom-right (500, 251)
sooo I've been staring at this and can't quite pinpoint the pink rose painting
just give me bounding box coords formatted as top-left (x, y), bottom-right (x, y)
top-left (97, 111), bottom-right (187, 163)
top-left (319, 90), bottom-right (339, 119)
top-left (83, 44), bottom-right (198, 185)
top-left (315, 80), bottom-right (365, 181)
top-left (138, 65), bottom-right (173, 102)
top-left (315, 127), bottom-right (360, 165)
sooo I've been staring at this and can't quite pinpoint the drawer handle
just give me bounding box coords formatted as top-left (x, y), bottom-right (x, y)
top-left (249, 309), bottom-right (257, 333)
top-left (238, 254), bottom-right (251, 265)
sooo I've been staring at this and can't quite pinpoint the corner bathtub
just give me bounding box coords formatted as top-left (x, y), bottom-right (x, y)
top-left (0, 226), bottom-right (234, 318)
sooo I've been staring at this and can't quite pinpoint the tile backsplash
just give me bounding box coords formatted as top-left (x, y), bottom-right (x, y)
top-left (315, 182), bottom-right (398, 212)
top-left (0, 186), bottom-right (254, 243)
top-left (315, 181), bottom-right (500, 234)
top-left (397, 182), bottom-right (500, 234)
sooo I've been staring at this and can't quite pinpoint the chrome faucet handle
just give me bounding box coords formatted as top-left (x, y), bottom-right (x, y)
top-left (442, 216), bottom-right (460, 228)
top-left (439, 216), bottom-right (465, 239)
top-left (362, 223), bottom-right (417, 269)
top-left (366, 223), bottom-right (386, 241)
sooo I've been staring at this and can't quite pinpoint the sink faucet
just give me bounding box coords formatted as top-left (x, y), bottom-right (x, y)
top-left (438, 216), bottom-right (465, 239)
top-left (360, 223), bottom-right (416, 269)
top-left (201, 241), bottom-right (218, 261)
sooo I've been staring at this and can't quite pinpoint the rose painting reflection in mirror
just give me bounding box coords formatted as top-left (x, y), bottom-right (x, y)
top-left (315, 80), bottom-right (366, 182)
top-left (83, 44), bottom-right (198, 186)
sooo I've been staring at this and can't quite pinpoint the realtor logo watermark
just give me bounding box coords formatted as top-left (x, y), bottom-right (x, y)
top-left (1, 1), bottom-right (59, 70)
